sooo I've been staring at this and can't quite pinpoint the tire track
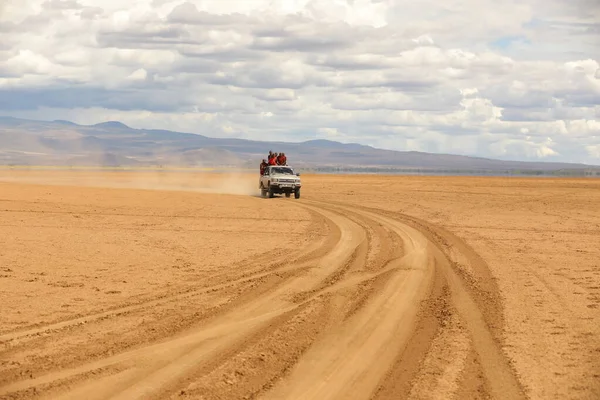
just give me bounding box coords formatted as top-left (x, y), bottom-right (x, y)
top-left (258, 201), bottom-right (436, 400)
top-left (0, 261), bottom-right (292, 346)
top-left (371, 259), bottom-right (450, 400)
top-left (1, 198), bottom-right (525, 400)
top-left (158, 202), bottom-right (408, 400)
top-left (0, 209), bottom-right (337, 388)
top-left (0, 203), bottom-right (366, 399)
top-left (0, 197), bottom-right (330, 343)
top-left (0, 209), bottom-right (335, 346)
top-left (394, 212), bottom-right (526, 400)
top-left (308, 200), bottom-right (526, 400)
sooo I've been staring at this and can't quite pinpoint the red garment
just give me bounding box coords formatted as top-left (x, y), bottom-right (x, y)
top-left (260, 163), bottom-right (266, 175)
top-left (269, 157), bottom-right (277, 165)
top-left (279, 156), bottom-right (286, 165)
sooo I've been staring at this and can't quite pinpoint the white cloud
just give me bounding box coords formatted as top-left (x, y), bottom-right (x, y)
top-left (5, 49), bottom-right (55, 75)
top-left (318, 127), bottom-right (340, 137)
top-left (0, 0), bottom-right (599, 163)
top-left (127, 68), bottom-right (148, 81)
top-left (587, 145), bottom-right (600, 158)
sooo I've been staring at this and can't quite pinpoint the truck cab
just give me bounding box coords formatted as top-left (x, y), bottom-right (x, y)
top-left (259, 165), bottom-right (302, 198)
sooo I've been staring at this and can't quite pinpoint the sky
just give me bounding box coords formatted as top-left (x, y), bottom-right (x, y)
top-left (0, 0), bottom-right (599, 164)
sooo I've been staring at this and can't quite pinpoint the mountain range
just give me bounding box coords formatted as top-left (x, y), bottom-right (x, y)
top-left (1, 116), bottom-right (598, 175)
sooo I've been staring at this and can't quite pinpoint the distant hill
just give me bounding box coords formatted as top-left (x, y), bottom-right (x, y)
top-left (92, 121), bottom-right (130, 129)
top-left (0, 116), bottom-right (598, 175)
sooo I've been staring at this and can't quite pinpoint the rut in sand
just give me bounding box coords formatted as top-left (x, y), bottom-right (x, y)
top-left (0, 199), bottom-right (524, 400)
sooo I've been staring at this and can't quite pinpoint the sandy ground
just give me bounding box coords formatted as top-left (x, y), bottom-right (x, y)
top-left (0, 170), bottom-right (598, 400)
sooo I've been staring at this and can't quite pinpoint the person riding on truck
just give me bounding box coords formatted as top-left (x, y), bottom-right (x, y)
top-left (277, 153), bottom-right (287, 166)
top-left (260, 159), bottom-right (268, 175)
top-left (265, 151), bottom-right (289, 167)
top-left (269, 153), bottom-right (278, 165)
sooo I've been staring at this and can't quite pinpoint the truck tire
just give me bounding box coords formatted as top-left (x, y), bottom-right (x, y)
top-left (268, 187), bottom-right (275, 198)
top-left (294, 189), bottom-right (300, 199)
top-left (285, 193), bottom-right (291, 198)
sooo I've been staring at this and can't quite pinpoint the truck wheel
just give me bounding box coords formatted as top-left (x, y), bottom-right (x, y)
top-left (268, 187), bottom-right (275, 198)
top-left (294, 189), bottom-right (300, 199)
top-left (285, 193), bottom-right (291, 198)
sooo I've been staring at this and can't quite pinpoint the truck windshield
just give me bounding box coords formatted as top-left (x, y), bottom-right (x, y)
top-left (271, 167), bottom-right (294, 175)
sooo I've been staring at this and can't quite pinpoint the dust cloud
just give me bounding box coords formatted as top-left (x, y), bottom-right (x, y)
top-left (0, 169), bottom-right (260, 197)
top-left (0, 134), bottom-right (261, 196)
top-left (116, 170), bottom-right (259, 196)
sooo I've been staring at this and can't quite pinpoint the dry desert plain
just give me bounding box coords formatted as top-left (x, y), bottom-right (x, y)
top-left (0, 169), bottom-right (599, 400)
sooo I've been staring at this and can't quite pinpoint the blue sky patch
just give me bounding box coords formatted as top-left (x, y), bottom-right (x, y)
top-left (490, 35), bottom-right (532, 50)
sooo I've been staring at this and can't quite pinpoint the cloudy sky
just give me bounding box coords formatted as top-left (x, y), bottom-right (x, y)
top-left (1, 0), bottom-right (599, 163)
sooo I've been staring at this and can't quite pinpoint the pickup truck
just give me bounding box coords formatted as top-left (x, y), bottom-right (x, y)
top-left (259, 165), bottom-right (302, 198)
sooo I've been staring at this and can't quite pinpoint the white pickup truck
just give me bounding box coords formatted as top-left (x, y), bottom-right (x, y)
top-left (259, 165), bottom-right (302, 198)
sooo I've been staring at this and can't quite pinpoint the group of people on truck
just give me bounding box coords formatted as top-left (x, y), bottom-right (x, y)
top-left (260, 151), bottom-right (287, 175)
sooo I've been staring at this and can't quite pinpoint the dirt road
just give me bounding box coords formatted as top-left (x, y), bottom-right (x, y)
top-left (0, 171), bottom-right (598, 399)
